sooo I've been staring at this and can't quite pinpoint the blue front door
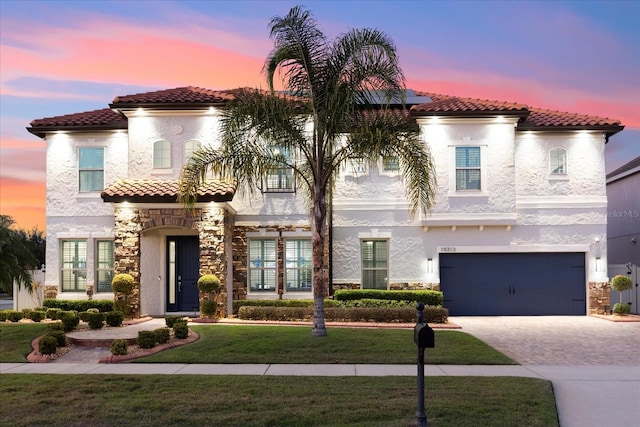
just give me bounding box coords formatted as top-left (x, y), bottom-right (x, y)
top-left (166, 236), bottom-right (200, 312)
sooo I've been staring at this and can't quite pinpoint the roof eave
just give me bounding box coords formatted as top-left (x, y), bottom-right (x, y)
top-left (517, 124), bottom-right (625, 137)
top-left (410, 110), bottom-right (528, 119)
top-left (109, 102), bottom-right (228, 111)
top-left (26, 123), bottom-right (128, 138)
top-left (100, 193), bottom-right (235, 203)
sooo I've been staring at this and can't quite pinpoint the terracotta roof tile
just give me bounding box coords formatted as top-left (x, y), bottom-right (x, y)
top-left (111, 86), bottom-right (238, 106)
top-left (27, 108), bottom-right (127, 137)
top-left (101, 179), bottom-right (235, 203)
top-left (411, 93), bottom-right (528, 115)
top-left (522, 108), bottom-right (623, 129)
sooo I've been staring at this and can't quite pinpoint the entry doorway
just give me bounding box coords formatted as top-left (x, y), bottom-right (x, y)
top-left (166, 236), bottom-right (200, 312)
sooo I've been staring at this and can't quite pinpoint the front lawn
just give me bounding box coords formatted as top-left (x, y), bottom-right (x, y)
top-left (0, 323), bottom-right (47, 362)
top-left (0, 374), bottom-right (558, 427)
top-left (136, 325), bottom-right (515, 365)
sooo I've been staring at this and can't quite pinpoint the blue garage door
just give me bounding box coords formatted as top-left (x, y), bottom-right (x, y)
top-left (440, 252), bottom-right (586, 315)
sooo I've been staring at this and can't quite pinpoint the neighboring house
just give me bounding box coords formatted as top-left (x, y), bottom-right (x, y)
top-left (606, 156), bottom-right (640, 313)
top-left (27, 86), bottom-right (624, 317)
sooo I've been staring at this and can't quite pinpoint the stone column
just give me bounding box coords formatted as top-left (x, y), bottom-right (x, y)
top-left (197, 207), bottom-right (228, 317)
top-left (113, 207), bottom-right (142, 318)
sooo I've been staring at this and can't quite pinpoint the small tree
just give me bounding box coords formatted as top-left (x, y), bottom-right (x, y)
top-left (198, 274), bottom-right (221, 318)
top-left (611, 275), bottom-right (632, 315)
top-left (112, 273), bottom-right (134, 318)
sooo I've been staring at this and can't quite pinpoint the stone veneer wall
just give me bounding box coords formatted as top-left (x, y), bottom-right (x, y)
top-left (113, 206), bottom-right (229, 318)
top-left (588, 281), bottom-right (611, 314)
top-left (231, 225), bottom-right (330, 299)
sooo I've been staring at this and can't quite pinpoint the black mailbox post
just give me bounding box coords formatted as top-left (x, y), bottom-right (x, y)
top-left (414, 302), bottom-right (434, 427)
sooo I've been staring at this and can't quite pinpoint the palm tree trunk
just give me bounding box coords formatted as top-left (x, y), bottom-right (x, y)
top-left (311, 188), bottom-right (328, 337)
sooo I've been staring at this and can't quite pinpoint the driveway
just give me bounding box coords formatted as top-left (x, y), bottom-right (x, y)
top-left (450, 315), bottom-right (640, 365)
top-left (451, 315), bottom-right (640, 427)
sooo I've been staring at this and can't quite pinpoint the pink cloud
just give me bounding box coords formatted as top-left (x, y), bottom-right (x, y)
top-left (0, 177), bottom-right (46, 231)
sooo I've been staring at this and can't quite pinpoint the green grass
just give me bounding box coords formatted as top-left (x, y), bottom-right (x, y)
top-left (136, 325), bottom-right (515, 364)
top-left (0, 374), bottom-right (558, 427)
top-left (0, 323), bottom-right (47, 362)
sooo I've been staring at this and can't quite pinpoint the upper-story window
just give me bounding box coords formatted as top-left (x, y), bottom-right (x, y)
top-left (455, 146), bottom-right (481, 191)
top-left (79, 147), bottom-right (104, 192)
top-left (262, 147), bottom-right (294, 193)
top-left (549, 148), bottom-right (567, 175)
top-left (184, 139), bottom-right (202, 164)
top-left (153, 140), bottom-right (171, 169)
top-left (382, 156), bottom-right (400, 172)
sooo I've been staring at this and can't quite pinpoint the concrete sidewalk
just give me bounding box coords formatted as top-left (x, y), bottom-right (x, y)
top-left (2, 362), bottom-right (638, 427)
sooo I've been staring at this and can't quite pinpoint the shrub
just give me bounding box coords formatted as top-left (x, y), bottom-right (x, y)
top-left (38, 335), bottom-right (58, 355)
top-left (154, 328), bottom-right (171, 344)
top-left (78, 311), bottom-right (91, 322)
top-left (333, 289), bottom-right (444, 306)
top-left (137, 331), bottom-right (157, 349)
top-left (87, 312), bottom-right (104, 329)
top-left (111, 339), bottom-right (128, 356)
top-left (165, 315), bottom-right (184, 328)
top-left (5, 310), bottom-right (23, 322)
top-left (613, 303), bottom-right (631, 315)
top-left (232, 299), bottom-right (341, 315)
top-left (43, 299), bottom-right (113, 312)
top-left (173, 322), bottom-right (189, 339)
top-left (611, 275), bottom-right (633, 292)
top-left (28, 310), bottom-right (47, 323)
top-left (87, 308), bottom-right (100, 314)
top-left (105, 311), bottom-right (124, 327)
top-left (46, 322), bottom-right (64, 332)
top-left (238, 305), bottom-right (449, 324)
top-left (45, 308), bottom-right (62, 320)
top-left (197, 274), bottom-right (221, 293)
top-left (59, 311), bottom-right (80, 332)
top-left (200, 300), bottom-right (218, 318)
top-left (46, 330), bottom-right (67, 347)
top-left (22, 308), bottom-right (33, 317)
top-left (111, 273), bottom-right (135, 295)
top-left (0, 311), bottom-right (7, 321)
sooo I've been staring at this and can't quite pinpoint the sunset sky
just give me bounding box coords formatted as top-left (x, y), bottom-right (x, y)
top-left (1, 0), bottom-right (638, 232)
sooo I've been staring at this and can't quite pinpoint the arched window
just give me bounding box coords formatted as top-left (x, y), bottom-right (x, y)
top-left (184, 139), bottom-right (202, 163)
top-left (549, 148), bottom-right (567, 175)
top-left (153, 140), bottom-right (171, 169)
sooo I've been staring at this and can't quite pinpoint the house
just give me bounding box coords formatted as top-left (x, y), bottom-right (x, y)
top-left (27, 86), bottom-right (624, 317)
top-left (606, 156), bottom-right (639, 313)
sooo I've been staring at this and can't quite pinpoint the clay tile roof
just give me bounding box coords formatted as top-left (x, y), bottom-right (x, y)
top-left (101, 179), bottom-right (236, 203)
top-left (411, 93), bottom-right (529, 116)
top-left (110, 86), bottom-right (237, 107)
top-left (27, 108), bottom-right (127, 138)
top-left (521, 108), bottom-right (624, 130)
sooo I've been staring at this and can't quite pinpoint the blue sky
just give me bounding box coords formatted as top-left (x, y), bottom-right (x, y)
top-left (1, 0), bottom-right (638, 229)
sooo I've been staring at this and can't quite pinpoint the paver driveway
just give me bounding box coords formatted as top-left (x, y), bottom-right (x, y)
top-left (451, 316), bottom-right (640, 365)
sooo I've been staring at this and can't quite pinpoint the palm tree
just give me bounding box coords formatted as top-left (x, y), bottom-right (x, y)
top-left (180, 6), bottom-right (436, 336)
top-left (0, 215), bottom-right (38, 294)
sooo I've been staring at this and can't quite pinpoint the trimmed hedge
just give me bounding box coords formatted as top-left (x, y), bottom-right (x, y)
top-left (87, 312), bottom-right (105, 329)
top-left (232, 299), bottom-right (341, 315)
top-left (333, 289), bottom-right (443, 306)
top-left (38, 335), bottom-right (58, 355)
top-left (43, 299), bottom-right (114, 313)
top-left (165, 316), bottom-right (184, 328)
top-left (28, 310), bottom-right (46, 322)
top-left (173, 321), bottom-right (189, 339)
top-left (105, 311), bottom-right (124, 327)
top-left (238, 305), bottom-right (448, 324)
top-left (137, 331), bottom-right (157, 349)
top-left (46, 330), bottom-right (67, 347)
top-left (111, 339), bottom-right (128, 356)
top-left (59, 311), bottom-right (80, 332)
top-left (3, 310), bottom-right (23, 322)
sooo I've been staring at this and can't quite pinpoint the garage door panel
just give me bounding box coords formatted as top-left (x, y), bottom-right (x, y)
top-left (440, 253), bottom-right (586, 316)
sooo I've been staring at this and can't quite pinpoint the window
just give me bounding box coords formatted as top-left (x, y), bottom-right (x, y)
top-left (184, 139), bottom-right (202, 163)
top-left (549, 148), bottom-right (567, 175)
top-left (61, 240), bottom-right (87, 292)
top-left (264, 166), bottom-right (294, 192)
top-left (349, 157), bottom-right (368, 175)
top-left (153, 140), bottom-right (171, 168)
top-left (249, 240), bottom-right (277, 291)
top-left (285, 239), bottom-right (312, 292)
top-left (382, 156), bottom-right (400, 172)
top-left (79, 147), bottom-right (104, 192)
top-left (96, 240), bottom-right (114, 293)
top-left (455, 146), bottom-right (481, 191)
top-left (361, 240), bottom-right (388, 289)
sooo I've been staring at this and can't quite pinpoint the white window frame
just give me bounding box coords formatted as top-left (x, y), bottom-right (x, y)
top-left (549, 147), bottom-right (567, 176)
top-left (153, 139), bottom-right (171, 169)
top-left (361, 239), bottom-right (389, 290)
top-left (78, 147), bottom-right (104, 192)
top-left (448, 144), bottom-right (487, 196)
top-left (184, 139), bottom-right (202, 164)
top-left (95, 240), bottom-right (114, 293)
top-left (248, 239), bottom-right (277, 292)
top-left (285, 239), bottom-right (312, 292)
top-left (60, 239), bottom-right (87, 292)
